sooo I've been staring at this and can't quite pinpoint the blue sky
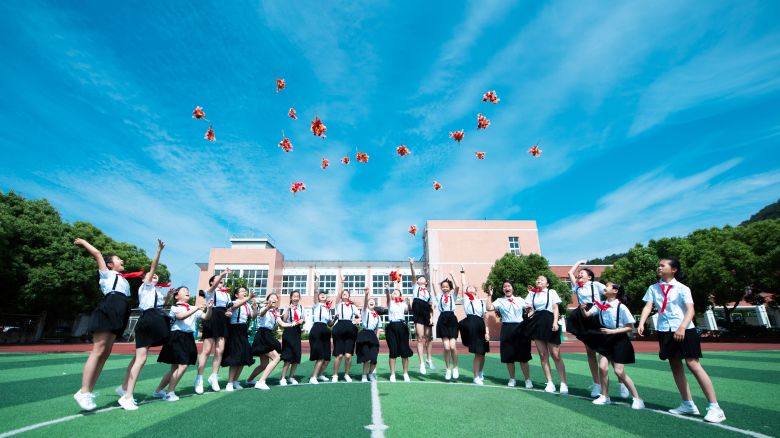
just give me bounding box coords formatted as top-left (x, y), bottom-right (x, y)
top-left (2, 0), bottom-right (779, 287)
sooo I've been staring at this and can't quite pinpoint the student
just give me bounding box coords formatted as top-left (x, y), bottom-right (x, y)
top-left (331, 279), bottom-right (360, 382)
top-left (432, 270), bottom-right (460, 381)
top-left (384, 283), bottom-right (414, 382)
top-left (409, 257), bottom-right (434, 375)
top-left (356, 286), bottom-right (384, 382)
top-left (580, 283), bottom-right (644, 409)
top-left (566, 260), bottom-right (607, 397)
top-left (194, 268), bottom-right (232, 394)
top-left (279, 291), bottom-right (304, 386)
top-left (72, 238), bottom-right (137, 411)
top-left (525, 275), bottom-right (568, 394)
top-left (248, 293), bottom-right (303, 390)
top-left (457, 270), bottom-right (490, 385)
top-left (486, 281), bottom-right (533, 388)
top-left (221, 287), bottom-right (255, 391)
top-left (154, 287), bottom-right (213, 401)
top-left (638, 258), bottom-right (726, 423)
top-left (116, 239), bottom-right (167, 410)
top-left (308, 273), bottom-right (333, 385)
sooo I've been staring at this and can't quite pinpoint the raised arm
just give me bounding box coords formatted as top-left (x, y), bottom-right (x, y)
top-left (73, 238), bottom-right (107, 272)
top-left (568, 260), bottom-right (586, 284)
top-left (206, 268), bottom-right (231, 294)
top-left (449, 270), bottom-right (459, 296)
top-left (313, 272), bottom-right (320, 295)
top-left (333, 276), bottom-right (346, 307)
top-left (229, 293), bottom-right (251, 310)
top-left (363, 285), bottom-right (371, 311)
top-left (485, 285), bottom-right (496, 311)
top-left (143, 239), bottom-right (165, 284)
top-left (408, 257), bottom-right (416, 280)
top-left (203, 301), bottom-right (214, 320)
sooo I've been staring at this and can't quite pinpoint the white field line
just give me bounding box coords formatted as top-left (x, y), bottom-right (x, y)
top-left (364, 380), bottom-right (388, 437)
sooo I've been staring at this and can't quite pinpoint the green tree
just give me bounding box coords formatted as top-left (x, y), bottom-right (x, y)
top-left (600, 244), bottom-right (659, 312)
top-left (484, 253), bottom-right (571, 310)
top-left (740, 198), bottom-right (780, 225)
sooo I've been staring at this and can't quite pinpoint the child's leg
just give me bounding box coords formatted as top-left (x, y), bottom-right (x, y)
top-left (81, 332), bottom-right (116, 393)
top-left (449, 339), bottom-right (459, 368)
top-left (425, 326), bottom-right (433, 362)
top-left (332, 355), bottom-right (342, 376)
top-left (598, 355), bottom-right (610, 396)
top-left (156, 366), bottom-right (175, 392)
top-left (586, 345), bottom-right (599, 385)
top-left (290, 363), bottom-right (298, 378)
top-left (122, 347), bottom-right (148, 398)
top-left (197, 338), bottom-right (214, 376)
top-left (443, 341), bottom-right (451, 369)
top-left (402, 357), bottom-right (409, 374)
top-left (320, 360), bottom-right (330, 377)
top-left (344, 353), bottom-right (353, 375)
top-left (259, 352), bottom-right (281, 383)
top-left (550, 343), bottom-right (567, 384)
top-left (520, 361), bottom-right (530, 380)
top-left (248, 356), bottom-right (269, 381)
top-left (389, 357), bottom-right (396, 375)
top-left (211, 337), bottom-right (225, 375)
top-left (506, 362), bottom-right (516, 380)
top-left (612, 362), bottom-right (640, 399)
top-left (281, 362), bottom-right (290, 379)
top-left (168, 365), bottom-right (189, 392)
top-left (535, 340), bottom-right (552, 382)
top-left (685, 358), bottom-right (718, 403)
top-left (668, 358), bottom-right (693, 401)
top-left (415, 324), bottom-right (426, 364)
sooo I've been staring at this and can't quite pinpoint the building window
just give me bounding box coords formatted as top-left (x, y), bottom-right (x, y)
top-left (318, 274), bottom-right (337, 295)
top-left (401, 275), bottom-right (414, 295)
top-left (282, 274), bottom-right (308, 295)
top-left (508, 236), bottom-right (521, 255)
top-left (215, 268), bottom-right (269, 298)
top-left (372, 275), bottom-right (390, 294)
top-left (343, 274), bottom-right (366, 296)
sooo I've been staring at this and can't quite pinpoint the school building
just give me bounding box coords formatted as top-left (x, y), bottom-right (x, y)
top-left (196, 220), bottom-right (610, 338)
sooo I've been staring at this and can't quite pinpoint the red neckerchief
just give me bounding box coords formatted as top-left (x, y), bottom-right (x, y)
top-left (444, 293), bottom-right (450, 303)
top-left (464, 292), bottom-right (475, 300)
top-left (528, 287), bottom-right (543, 293)
top-left (218, 288), bottom-right (229, 293)
top-left (343, 300), bottom-right (351, 307)
top-left (419, 286), bottom-right (428, 297)
top-left (393, 297), bottom-right (404, 303)
top-left (155, 282), bottom-right (171, 288)
top-left (292, 305), bottom-right (299, 321)
top-left (506, 296), bottom-right (516, 305)
top-left (119, 270), bottom-right (144, 278)
top-left (659, 282), bottom-right (673, 313)
top-left (178, 302), bottom-right (190, 311)
top-left (371, 311), bottom-right (378, 319)
top-left (594, 302), bottom-right (611, 311)
top-left (576, 281), bottom-right (584, 288)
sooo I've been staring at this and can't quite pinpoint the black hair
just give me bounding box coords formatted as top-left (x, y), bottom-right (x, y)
top-left (440, 279), bottom-right (454, 290)
top-left (208, 274), bottom-right (219, 286)
top-left (611, 283), bottom-right (630, 306)
top-left (290, 290), bottom-right (301, 299)
top-left (662, 257), bottom-right (687, 281)
top-left (537, 275), bottom-right (551, 285)
top-left (103, 254), bottom-right (119, 268)
top-left (198, 289), bottom-right (206, 298)
top-left (166, 286), bottom-right (189, 306)
top-left (581, 268), bottom-right (596, 281)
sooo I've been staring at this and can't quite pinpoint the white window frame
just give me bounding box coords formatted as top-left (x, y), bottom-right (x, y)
top-left (508, 236), bottom-right (521, 255)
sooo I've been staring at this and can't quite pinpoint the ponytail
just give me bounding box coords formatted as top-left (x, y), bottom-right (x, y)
top-left (612, 283), bottom-right (630, 306)
top-left (663, 257), bottom-right (687, 281)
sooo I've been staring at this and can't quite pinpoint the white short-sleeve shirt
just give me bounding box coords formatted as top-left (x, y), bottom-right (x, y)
top-left (493, 296), bottom-right (527, 323)
top-left (284, 304), bottom-right (304, 323)
top-left (229, 302), bottom-right (252, 324)
top-left (256, 308), bottom-right (280, 330)
top-left (642, 279), bottom-right (694, 331)
top-left (312, 303), bottom-right (332, 324)
top-left (138, 282), bottom-right (165, 310)
top-left (593, 301), bottom-right (635, 329)
top-left (437, 293), bottom-right (456, 312)
top-left (388, 300), bottom-right (407, 322)
top-left (572, 281), bottom-right (605, 305)
top-left (464, 296), bottom-right (486, 317)
top-left (205, 289), bottom-right (232, 308)
top-left (336, 302), bottom-right (358, 321)
top-left (98, 270), bottom-right (130, 297)
top-left (169, 304), bottom-right (204, 332)
top-left (413, 284), bottom-right (432, 302)
top-left (361, 308), bottom-right (385, 331)
top-left (525, 289), bottom-right (561, 313)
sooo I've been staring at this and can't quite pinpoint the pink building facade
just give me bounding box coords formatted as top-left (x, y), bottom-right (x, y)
top-left (196, 220), bottom-right (608, 338)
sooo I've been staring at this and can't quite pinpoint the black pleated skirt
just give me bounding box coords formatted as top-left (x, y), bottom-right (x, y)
top-left (252, 328), bottom-right (282, 356)
top-left (525, 310), bottom-right (561, 345)
top-left (134, 308), bottom-right (170, 348)
top-left (658, 328), bottom-right (702, 360)
top-left (356, 329), bottom-right (380, 364)
top-left (331, 320), bottom-right (358, 356)
top-left (308, 322), bottom-right (332, 361)
top-left (458, 314), bottom-right (490, 355)
top-left (500, 322), bottom-right (532, 363)
top-left (385, 321), bottom-right (414, 359)
top-left (590, 332), bottom-right (636, 364)
top-left (281, 326), bottom-right (302, 364)
top-left (436, 311), bottom-right (459, 339)
top-left (89, 293), bottom-right (131, 337)
top-left (157, 330), bottom-right (197, 365)
top-left (411, 298), bottom-right (432, 326)
top-left (201, 307), bottom-right (230, 339)
top-left (566, 305), bottom-right (600, 338)
top-left (221, 324), bottom-right (255, 367)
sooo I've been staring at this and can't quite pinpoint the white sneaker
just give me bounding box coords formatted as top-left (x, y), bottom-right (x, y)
top-left (473, 377), bottom-right (484, 385)
top-left (525, 379), bottom-right (533, 389)
top-left (704, 406), bottom-right (726, 423)
top-left (389, 374), bottom-right (396, 382)
top-left (559, 383), bottom-right (569, 395)
top-left (632, 398), bottom-right (645, 410)
top-left (478, 371), bottom-right (484, 380)
top-left (332, 375), bottom-right (339, 383)
top-left (419, 364), bottom-right (427, 375)
top-left (453, 367), bottom-right (459, 379)
top-left (507, 378), bottom-right (516, 387)
top-left (73, 391), bottom-right (96, 411)
top-left (165, 392), bottom-right (179, 402)
top-left (445, 369), bottom-right (452, 380)
top-left (194, 376), bottom-right (204, 394)
top-left (255, 381), bottom-right (270, 390)
top-left (279, 378), bottom-right (287, 386)
top-left (403, 373), bottom-right (411, 382)
top-left (592, 395), bottom-right (611, 405)
top-left (225, 383), bottom-right (234, 392)
top-left (151, 390), bottom-right (167, 399)
top-left (544, 381), bottom-right (555, 393)
top-left (208, 374), bottom-right (221, 392)
top-left (619, 383), bottom-right (630, 398)
top-left (669, 402), bottom-right (700, 416)
top-left (590, 383), bottom-right (601, 398)
top-left (319, 375), bottom-right (329, 382)
top-left (118, 396), bottom-right (138, 411)
top-left (428, 359), bottom-right (435, 369)
top-left (115, 386), bottom-right (126, 397)
top-left (309, 377), bottom-right (319, 385)
top-left (289, 378), bottom-right (298, 385)
top-left (361, 375), bottom-right (368, 383)
top-left (344, 375), bottom-right (352, 383)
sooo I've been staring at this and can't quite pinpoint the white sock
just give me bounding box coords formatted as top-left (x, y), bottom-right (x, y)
top-left (683, 400), bottom-right (695, 407)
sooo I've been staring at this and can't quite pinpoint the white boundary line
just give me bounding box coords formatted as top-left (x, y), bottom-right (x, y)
top-left (364, 380), bottom-right (388, 437)
top-left (0, 381), bottom-right (772, 438)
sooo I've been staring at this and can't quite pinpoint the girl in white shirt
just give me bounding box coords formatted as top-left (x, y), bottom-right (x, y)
top-left (357, 287), bottom-right (386, 382)
top-left (457, 269), bottom-right (490, 385)
top-left (331, 280), bottom-right (360, 382)
top-left (566, 260), bottom-right (606, 397)
top-left (581, 283), bottom-right (643, 409)
top-left (248, 293), bottom-right (304, 390)
top-left (409, 258), bottom-right (435, 375)
top-left (525, 275), bottom-right (567, 394)
top-left (432, 270), bottom-right (460, 381)
top-left (221, 287), bottom-right (255, 391)
top-left (279, 291), bottom-right (305, 386)
top-left (638, 258), bottom-right (725, 423)
top-left (308, 274), bottom-right (333, 384)
top-left (194, 268), bottom-right (232, 394)
top-left (384, 283), bottom-right (414, 382)
top-left (154, 287), bottom-right (212, 401)
top-left (486, 281), bottom-right (533, 388)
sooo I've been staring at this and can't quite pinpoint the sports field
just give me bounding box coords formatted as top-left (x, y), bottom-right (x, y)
top-left (0, 351), bottom-right (777, 438)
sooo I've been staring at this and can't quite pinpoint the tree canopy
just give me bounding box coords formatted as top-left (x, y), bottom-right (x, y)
top-left (484, 253), bottom-right (571, 309)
